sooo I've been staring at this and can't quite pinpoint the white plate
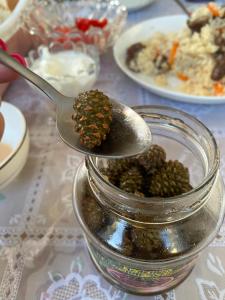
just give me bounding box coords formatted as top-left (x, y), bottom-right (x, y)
top-left (113, 15), bottom-right (225, 104)
top-left (119, 0), bottom-right (155, 11)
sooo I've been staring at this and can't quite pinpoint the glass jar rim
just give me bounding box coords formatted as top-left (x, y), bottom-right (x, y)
top-left (87, 105), bottom-right (220, 205)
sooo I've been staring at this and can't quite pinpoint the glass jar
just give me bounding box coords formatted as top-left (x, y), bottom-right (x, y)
top-left (72, 105), bottom-right (225, 295)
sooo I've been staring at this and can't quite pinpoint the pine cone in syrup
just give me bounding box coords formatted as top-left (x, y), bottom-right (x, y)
top-left (119, 166), bottom-right (144, 194)
top-left (72, 90), bottom-right (112, 149)
top-left (138, 145), bottom-right (166, 175)
top-left (101, 157), bottom-right (138, 186)
top-left (149, 160), bottom-right (192, 197)
top-left (82, 195), bottom-right (105, 232)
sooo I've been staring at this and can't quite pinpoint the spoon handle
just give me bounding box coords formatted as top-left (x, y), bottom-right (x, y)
top-left (0, 49), bottom-right (63, 103)
top-left (173, 0), bottom-right (191, 16)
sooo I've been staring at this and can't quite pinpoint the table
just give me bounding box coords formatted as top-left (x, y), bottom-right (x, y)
top-left (1, 1), bottom-right (225, 299)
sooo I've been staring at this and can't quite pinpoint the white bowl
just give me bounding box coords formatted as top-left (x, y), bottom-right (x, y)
top-left (26, 42), bottom-right (100, 98)
top-left (0, 101), bottom-right (29, 189)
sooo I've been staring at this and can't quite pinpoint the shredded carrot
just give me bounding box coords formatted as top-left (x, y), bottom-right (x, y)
top-left (168, 41), bottom-right (179, 65)
top-left (213, 82), bottom-right (224, 95)
top-left (207, 3), bottom-right (220, 17)
top-left (177, 72), bottom-right (189, 81)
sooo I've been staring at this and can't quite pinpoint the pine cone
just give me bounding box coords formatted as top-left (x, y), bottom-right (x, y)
top-left (131, 228), bottom-right (163, 259)
top-left (119, 166), bottom-right (144, 194)
top-left (82, 195), bottom-right (105, 232)
top-left (134, 191), bottom-right (145, 198)
top-left (72, 90), bottom-right (112, 149)
top-left (138, 145), bottom-right (166, 175)
top-left (149, 160), bottom-right (192, 197)
top-left (122, 234), bottom-right (133, 256)
top-left (101, 158), bottom-right (138, 186)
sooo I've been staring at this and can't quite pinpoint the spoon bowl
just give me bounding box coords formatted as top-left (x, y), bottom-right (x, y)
top-left (0, 49), bottom-right (152, 158)
top-left (58, 98), bottom-right (151, 158)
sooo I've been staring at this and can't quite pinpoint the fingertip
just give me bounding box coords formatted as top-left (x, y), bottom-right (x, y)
top-left (0, 65), bottom-right (18, 82)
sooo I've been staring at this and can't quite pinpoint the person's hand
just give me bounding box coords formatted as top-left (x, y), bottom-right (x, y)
top-left (0, 64), bottom-right (19, 82)
top-left (0, 39), bottom-right (26, 82)
top-left (0, 39), bottom-right (27, 140)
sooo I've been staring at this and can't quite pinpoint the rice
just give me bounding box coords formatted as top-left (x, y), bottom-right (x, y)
top-left (0, 1), bottom-right (10, 24)
top-left (128, 3), bottom-right (225, 96)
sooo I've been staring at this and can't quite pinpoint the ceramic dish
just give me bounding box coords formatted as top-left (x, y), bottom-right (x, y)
top-left (0, 101), bottom-right (29, 189)
top-left (22, 0), bottom-right (127, 53)
top-left (119, 0), bottom-right (155, 11)
top-left (113, 15), bottom-right (225, 104)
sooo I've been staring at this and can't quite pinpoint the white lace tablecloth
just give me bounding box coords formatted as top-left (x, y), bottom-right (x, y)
top-left (1, 1), bottom-right (225, 299)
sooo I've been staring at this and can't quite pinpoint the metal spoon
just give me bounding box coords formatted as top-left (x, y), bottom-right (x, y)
top-left (0, 49), bottom-right (152, 158)
top-left (173, 0), bottom-right (190, 16)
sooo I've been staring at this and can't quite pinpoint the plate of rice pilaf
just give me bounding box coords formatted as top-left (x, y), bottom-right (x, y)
top-left (113, 3), bottom-right (225, 104)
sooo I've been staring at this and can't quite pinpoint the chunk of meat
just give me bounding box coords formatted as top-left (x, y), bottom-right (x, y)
top-left (187, 16), bottom-right (209, 33)
top-left (126, 42), bottom-right (145, 72)
top-left (153, 54), bottom-right (170, 73)
top-left (215, 34), bottom-right (225, 51)
top-left (211, 56), bottom-right (225, 81)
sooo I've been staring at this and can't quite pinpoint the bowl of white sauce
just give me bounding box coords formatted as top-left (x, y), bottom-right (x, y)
top-left (26, 42), bottom-right (100, 98)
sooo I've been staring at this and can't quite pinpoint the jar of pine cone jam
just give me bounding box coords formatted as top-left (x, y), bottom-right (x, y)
top-left (73, 105), bottom-right (225, 295)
